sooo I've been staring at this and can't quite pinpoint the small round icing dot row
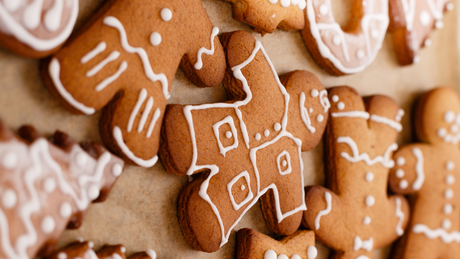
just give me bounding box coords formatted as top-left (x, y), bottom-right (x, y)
top-left (264, 249), bottom-right (277, 259)
top-left (363, 216), bottom-right (371, 225)
top-left (264, 129), bottom-right (270, 137)
top-left (443, 219), bottom-right (452, 230)
top-left (399, 179), bottom-right (408, 189)
top-left (274, 123), bottom-right (281, 131)
top-left (396, 157), bottom-right (405, 166)
top-left (444, 111), bottom-right (455, 123)
top-left (88, 185), bottom-right (100, 200)
top-left (2, 152), bottom-right (18, 169)
top-left (445, 189), bottom-right (454, 200)
top-left (311, 89), bottom-right (319, 97)
top-left (443, 204), bottom-right (453, 214)
top-left (42, 216), bottom-right (55, 233)
top-left (75, 152), bottom-right (88, 167)
top-left (337, 102), bottom-right (345, 110)
top-left (255, 133), bottom-right (261, 141)
top-left (446, 161), bottom-right (455, 171)
top-left (332, 95), bottom-right (339, 102)
top-left (2, 189), bottom-right (17, 209)
top-left (112, 164), bottom-right (123, 177)
top-left (226, 131), bottom-right (232, 138)
top-left (44, 178), bottom-right (56, 193)
top-left (365, 195), bottom-right (375, 207)
top-left (160, 8), bottom-right (172, 22)
top-left (307, 246), bottom-right (318, 259)
top-left (446, 174), bottom-right (455, 185)
top-left (396, 169), bottom-right (405, 178)
top-left (317, 114), bottom-right (324, 122)
top-left (150, 32), bottom-right (162, 46)
top-left (278, 254), bottom-right (288, 259)
top-left (365, 172), bottom-right (374, 182)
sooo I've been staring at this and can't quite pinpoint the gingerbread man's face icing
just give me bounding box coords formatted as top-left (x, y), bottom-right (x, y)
top-left (41, 0), bottom-right (226, 168)
top-left (302, 86), bottom-right (410, 259)
top-left (160, 30), bottom-right (329, 252)
top-left (0, 121), bottom-right (124, 259)
top-left (389, 0), bottom-right (454, 65)
top-left (0, 0), bottom-right (79, 58)
top-left (389, 87), bottom-right (460, 259)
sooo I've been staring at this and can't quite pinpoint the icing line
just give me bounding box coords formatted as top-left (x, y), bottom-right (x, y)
top-left (314, 191), bottom-right (332, 230)
top-left (113, 126), bottom-right (158, 167)
top-left (337, 136), bottom-right (396, 168)
top-left (194, 27), bottom-right (219, 70)
top-left (412, 147), bottom-right (424, 190)
top-left (395, 197), bottom-right (404, 236)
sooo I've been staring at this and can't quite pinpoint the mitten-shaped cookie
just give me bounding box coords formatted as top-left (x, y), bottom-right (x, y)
top-left (389, 87), bottom-right (460, 259)
top-left (236, 228), bottom-right (318, 259)
top-left (302, 86), bottom-right (410, 259)
top-left (0, 120), bottom-right (125, 258)
top-left (301, 0), bottom-right (389, 75)
top-left (389, 0), bottom-right (454, 65)
top-left (224, 0), bottom-right (306, 35)
top-left (0, 0), bottom-right (78, 58)
top-left (160, 30), bottom-right (330, 252)
top-left (46, 240), bottom-right (156, 259)
top-left (41, 0), bottom-right (226, 167)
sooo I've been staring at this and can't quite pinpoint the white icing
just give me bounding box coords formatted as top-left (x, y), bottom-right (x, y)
top-left (309, 108), bottom-right (313, 113)
top-left (41, 216), bottom-right (55, 233)
top-left (44, 0), bottom-right (64, 32)
top-left (451, 125), bottom-right (458, 133)
top-left (49, 59), bottom-right (96, 115)
top-left (2, 189), bottom-right (17, 209)
top-left (146, 108), bottom-right (161, 138)
top-left (319, 4), bottom-right (328, 15)
top-left (213, 116), bottom-right (238, 157)
top-left (443, 204), bottom-right (453, 214)
top-left (356, 256), bottom-right (370, 259)
top-left (317, 114), bottom-right (324, 122)
top-left (2, 152), bottom-right (17, 169)
top-left (241, 185), bottom-right (245, 191)
top-left (89, 241), bottom-right (94, 248)
top-left (128, 89), bottom-right (148, 132)
top-left (86, 51), bottom-right (120, 77)
top-left (331, 111), bottom-right (370, 119)
top-left (395, 109), bottom-right (405, 122)
top-left (195, 27), bottom-right (219, 70)
top-left (396, 169), bottom-right (405, 178)
top-left (337, 102), bottom-right (345, 110)
top-left (265, 250), bottom-right (277, 259)
top-left (150, 32), bottom-right (162, 46)
top-left (445, 189), bottom-right (454, 199)
top-left (23, 0), bottom-right (45, 30)
top-left (278, 254), bottom-right (288, 259)
top-left (401, 0), bottom-right (445, 32)
top-left (399, 179), bottom-right (408, 189)
top-left (268, 0), bottom-right (307, 10)
top-left (332, 95), bottom-right (339, 103)
top-left (443, 219), bottom-right (452, 230)
top-left (354, 236), bottom-right (373, 251)
top-left (43, 178), bottom-right (56, 193)
top-left (365, 195), bottom-right (375, 207)
top-left (419, 10), bottom-right (431, 26)
top-left (81, 42), bottom-right (107, 64)
top-left (277, 151), bottom-right (292, 175)
top-left (226, 131), bottom-right (232, 138)
top-left (112, 253), bottom-right (123, 259)
top-left (146, 249), bottom-right (157, 259)
top-left (85, 250), bottom-right (98, 259)
top-left (160, 8), bottom-right (172, 22)
top-left (412, 147), bottom-right (425, 190)
top-left (413, 224), bottom-right (460, 243)
top-left (333, 35), bottom-right (341, 46)
top-left (447, 2), bottom-right (454, 10)
top-left (87, 185), bottom-right (100, 200)
top-left (446, 174), bottom-right (455, 185)
top-left (138, 97), bottom-right (154, 133)
top-left (337, 136), bottom-right (396, 168)
top-left (445, 111), bottom-right (455, 123)
top-left (95, 61), bottom-right (128, 92)
top-left (3, 0), bottom-right (22, 12)
top-left (255, 133), bottom-right (261, 141)
top-left (57, 252), bottom-right (67, 259)
top-left (315, 192), bottom-right (332, 230)
top-left (356, 50), bottom-right (365, 60)
top-left (311, 89), bottom-right (319, 97)
top-left (413, 56), bottom-right (421, 63)
top-left (274, 123), bottom-right (281, 131)
top-left (60, 202), bottom-right (72, 218)
top-left (227, 172), bottom-right (254, 211)
top-left (370, 114), bottom-right (403, 132)
top-left (121, 246), bottom-right (126, 253)
top-left (75, 152), bottom-right (88, 168)
top-left (113, 126), bottom-right (158, 167)
top-left (446, 161), bottom-right (455, 171)
top-left (300, 92), bottom-right (316, 133)
top-left (435, 20), bottom-right (444, 28)
top-left (307, 246), bottom-right (317, 259)
top-left (264, 129), bottom-right (270, 137)
top-left (291, 254), bottom-right (301, 259)
top-left (395, 197), bottom-right (404, 236)
top-left (365, 172), bottom-right (374, 182)
top-left (396, 157), bottom-right (405, 166)
top-left (363, 216), bottom-right (371, 225)
top-left (103, 17), bottom-right (170, 99)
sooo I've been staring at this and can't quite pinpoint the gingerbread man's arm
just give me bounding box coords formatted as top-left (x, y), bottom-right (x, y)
top-left (389, 144), bottom-right (430, 195)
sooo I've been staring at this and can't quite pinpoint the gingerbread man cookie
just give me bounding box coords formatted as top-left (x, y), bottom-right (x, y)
top-left (41, 0), bottom-right (226, 167)
top-left (0, 0), bottom-right (78, 58)
top-left (389, 87), bottom-right (460, 259)
top-left (236, 228), bottom-right (317, 259)
top-left (224, 0), bottom-right (306, 35)
top-left (46, 240), bottom-right (156, 259)
top-left (160, 30), bottom-right (329, 252)
top-left (389, 0), bottom-right (454, 65)
top-left (0, 120), bottom-right (124, 258)
top-left (301, 86), bottom-right (410, 259)
top-left (301, 0), bottom-right (389, 75)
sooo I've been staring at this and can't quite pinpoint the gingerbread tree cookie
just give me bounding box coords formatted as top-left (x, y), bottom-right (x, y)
top-left (236, 228), bottom-right (317, 259)
top-left (41, 0), bottom-right (226, 167)
top-left (0, 120), bottom-right (124, 258)
top-left (160, 30), bottom-right (330, 252)
top-left (224, 0), bottom-right (306, 35)
top-left (0, 0), bottom-right (79, 58)
top-left (302, 86), bottom-right (410, 259)
top-left (389, 0), bottom-right (454, 65)
top-left (389, 87), bottom-right (460, 258)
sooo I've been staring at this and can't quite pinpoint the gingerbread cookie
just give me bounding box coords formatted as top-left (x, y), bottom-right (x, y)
top-left (0, 120), bottom-right (124, 258)
top-left (41, 0), bottom-right (226, 167)
top-left (46, 240), bottom-right (156, 259)
top-left (301, 0), bottom-right (389, 75)
top-left (160, 30), bottom-right (329, 252)
top-left (236, 228), bottom-right (317, 259)
top-left (301, 86), bottom-right (410, 259)
top-left (0, 0), bottom-right (78, 58)
top-left (224, 0), bottom-right (306, 35)
top-left (389, 0), bottom-right (454, 65)
top-left (389, 87), bottom-right (460, 258)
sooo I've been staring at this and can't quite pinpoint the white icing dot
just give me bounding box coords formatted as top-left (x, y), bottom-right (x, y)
top-left (419, 11), bottom-right (431, 26)
top-left (44, 178), bottom-right (56, 193)
top-left (279, 0), bottom-right (290, 7)
top-left (292, 0), bottom-right (299, 5)
top-left (89, 241), bottom-right (94, 248)
top-left (309, 108), bottom-right (314, 113)
top-left (444, 204), bottom-right (453, 214)
top-left (160, 8), bottom-right (172, 22)
top-left (150, 32), bottom-right (162, 46)
top-left (356, 50), bottom-right (365, 60)
top-left (365, 195), bottom-right (375, 207)
top-left (226, 131), bottom-right (232, 139)
top-left (332, 35), bottom-right (341, 46)
top-left (396, 169), bottom-right (405, 178)
top-left (241, 185), bottom-right (245, 191)
top-left (396, 157), bottom-right (406, 166)
top-left (317, 114), bottom-right (324, 122)
top-left (146, 249), bottom-right (157, 259)
top-left (41, 216), bottom-right (55, 233)
top-left (438, 128), bottom-right (447, 137)
top-left (255, 133), bottom-right (261, 141)
top-left (319, 4), bottom-right (328, 15)
top-left (282, 160), bottom-right (287, 167)
top-left (332, 95), bottom-right (339, 102)
top-left (435, 20), bottom-right (444, 29)
top-left (76, 152), bottom-right (88, 167)
top-left (365, 172), bottom-right (374, 182)
top-left (445, 189), bottom-right (454, 199)
top-left (399, 179), bottom-right (408, 189)
top-left (298, 0), bottom-right (306, 9)
top-left (307, 246), bottom-right (318, 259)
top-left (112, 164), bottom-right (123, 177)
top-left (60, 202), bottom-right (72, 218)
top-left (274, 123), bottom-right (281, 131)
top-left (269, 0), bottom-right (278, 3)
top-left (2, 189), bottom-right (17, 209)
top-left (337, 102), bottom-right (345, 110)
top-left (445, 111), bottom-right (456, 123)
top-left (3, 0), bottom-right (22, 12)
top-left (264, 129), bottom-right (270, 137)
top-left (291, 255), bottom-right (301, 259)
top-left (443, 219), bottom-right (452, 229)
top-left (311, 89), bottom-right (319, 97)
top-left (363, 216), bottom-right (371, 225)
top-left (264, 250), bottom-right (277, 259)
top-left (121, 247), bottom-right (126, 253)
top-left (456, 114), bottom-right (460, 125)
top-left (2, 152), bottom-right (18, 169)
top-left (278, 254), bottom-right (289, 259)
top-left (371, 29), bottom-right (379, 39)
top-left (88, 185), bottom-right (100, 200)
top-left (424, 38), bottom-right (432, 47)
top-left (57, 252), bottom-right (67, 259)
top-left (447, 3), bottom-right (455, 11)
top-left (413, 56), bottom-right (421, 63)
top-left (446, 174), bottom-right (455, 185)
top-left (446, 161), bottom-right (455, 171)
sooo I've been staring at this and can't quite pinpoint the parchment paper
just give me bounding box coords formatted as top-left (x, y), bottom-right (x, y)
top-left (0, 0), bottom-right (459, 258)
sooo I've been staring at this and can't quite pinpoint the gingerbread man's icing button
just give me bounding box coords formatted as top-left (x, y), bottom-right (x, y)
top-left (2, 189), bottom-right (17, 209)
top-left (161, 8), bottom-right (173, 21)
top-left (2, 152), bottom-right (17, 169)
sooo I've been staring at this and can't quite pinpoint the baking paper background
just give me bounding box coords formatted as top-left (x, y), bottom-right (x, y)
top-left (0, 0), bottom-right (459, 258)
